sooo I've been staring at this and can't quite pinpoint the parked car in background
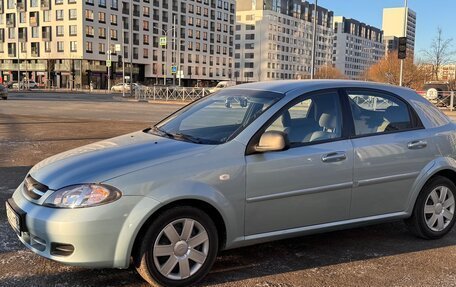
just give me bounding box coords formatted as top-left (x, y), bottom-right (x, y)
top-left (421, 81), bottom-right (455, 107)
top-left (111, 83), bottom-right (144, 94)
top-left (11, 80), bottom-right (38, 90)
top-left (6, 80), bottom-right (456, 286)
top-left (208, 81), bottom-right (236, 93)
top-left (0, 84), bottom-right (8, 100)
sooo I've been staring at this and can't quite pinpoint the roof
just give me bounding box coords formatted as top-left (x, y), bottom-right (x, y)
top-left (231, 80), bottom-right (414, 96)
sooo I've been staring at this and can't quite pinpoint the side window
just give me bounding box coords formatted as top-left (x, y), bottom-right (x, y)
top-left (347, 90), bottom-right (412, 136)
top-left (266, 91), bottom-right (342, 145)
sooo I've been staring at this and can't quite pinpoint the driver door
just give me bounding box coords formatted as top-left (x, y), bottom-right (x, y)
top-left (245, 90), bottom-right (354, 235)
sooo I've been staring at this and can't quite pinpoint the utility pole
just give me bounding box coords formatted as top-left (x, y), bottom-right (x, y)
top-left (122, 30), bottom-right (125, 98)
top-left (16, 4), bottom-right (20, 90)
top-left (310, 0), bottom-right (318, 79)
top-left (107, 27), bottom-right (111, 92)
top-left (129, 1), bottom-right (133, 97)
top-left (399, 0), bottom-right (408, 86)
top-left (172, 15), bottom-right (177, 86)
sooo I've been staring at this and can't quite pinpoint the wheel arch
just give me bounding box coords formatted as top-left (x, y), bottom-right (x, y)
top-left (130, 198), bottom-right (228, 264)
top-left (406, 157), bottom-right (456, 214)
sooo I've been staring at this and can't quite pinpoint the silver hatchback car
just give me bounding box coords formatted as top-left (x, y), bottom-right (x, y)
top-left (6, 80), bottom-right (456, 286)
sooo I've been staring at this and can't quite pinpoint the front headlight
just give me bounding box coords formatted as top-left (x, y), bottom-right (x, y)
top-left (43, 184), bottom-right (121, 208)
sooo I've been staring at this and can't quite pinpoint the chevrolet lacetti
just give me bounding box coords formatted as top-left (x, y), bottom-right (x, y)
top-left (6, 80), bottom-right (456, 286)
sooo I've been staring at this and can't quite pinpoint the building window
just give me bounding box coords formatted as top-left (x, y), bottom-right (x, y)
top-left (110, 14), bottom-right (117, 25)
top-left (69, 0), bottom-right (76, 3)
top-left (143, 20), bottom-right (149, 31)
top-left (98, 27), bottom-right (106, 38)
top-left (26, 27), bottom-right (35, 38)
top-left (55, 0), bottom-right (63, 4)
top-left (110, 29), bottom-right (117, 40)
top-left (56, 10), bottom-right (64, 20)
top-left (99, 43), bottom-right (105, 54)
top-left (111, 0), bottom-right (118, 9)
top-left (85, 26), bottom-right (94, 36)
top-left (70, 41), bottom-right (77, 52)
top-left (143, 34), bottom-right (149, 45)
top-left (98, 12), bottom-right (106, 23)
top-left (69, 25), bottom-right (77, 36)
top-left (43, 11), bottom-right (50, 22)
top-left (56, 25), bottom-right (64, 36)
top-left (86, 41), bottom-right (92, 53)
top-left (69, 9), bottom-right (77, 20)
top-left (44, 41), bottom-right (51, 52)
top-left (143, 48), bottom-right (148, 58)
top-left (57, 41), bottom-right (64, 52)
top-left (99, 0), bottom-right (106, 7)
top-left (85, 9), bottom-right (94, 21)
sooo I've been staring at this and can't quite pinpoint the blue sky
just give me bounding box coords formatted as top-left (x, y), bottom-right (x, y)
top-left (318, 0), bottom-right (455, 58)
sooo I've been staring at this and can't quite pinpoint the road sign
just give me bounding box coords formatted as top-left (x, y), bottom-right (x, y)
top-left (160, 37), bottom-right (167, 46)
top-left (171, 66), bottom-right (177, 74)
top-left (106, 60), bottom-right (112, 67)
top-left (176, 70), bottom-right (184, 79)
top-left (115, 44), bottom-right (121, 52)
top-left (125, 76), bottom-right (130, 80)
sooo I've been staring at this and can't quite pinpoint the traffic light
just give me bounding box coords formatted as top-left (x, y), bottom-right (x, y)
top-left (398, 37), bottom-right (407, 59)
top-left (117, 55), bottom-right (122, 68)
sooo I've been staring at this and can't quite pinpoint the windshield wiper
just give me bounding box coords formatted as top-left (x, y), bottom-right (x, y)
top-left (151, 126), bottom-right (175, 139)
top-left (173, 133), bottom-right (203, 144)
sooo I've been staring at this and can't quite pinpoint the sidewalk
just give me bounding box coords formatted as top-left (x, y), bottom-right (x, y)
top-left (9, 88), bottom-right (112, 95)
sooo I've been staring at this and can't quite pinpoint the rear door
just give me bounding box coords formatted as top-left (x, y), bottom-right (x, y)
top-left (345, 88), bottom-right (435, 218)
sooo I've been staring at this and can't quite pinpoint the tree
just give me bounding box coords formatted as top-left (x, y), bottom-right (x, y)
top-left (422, 28), bottom-right (456, 81)
top-left (366, 52), bottom-right (428, 90)
top-left (314, 64), bottom-right (346, 79)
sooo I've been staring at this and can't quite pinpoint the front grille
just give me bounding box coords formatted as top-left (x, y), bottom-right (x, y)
top-left (23, 175), bottom-right (48, 200)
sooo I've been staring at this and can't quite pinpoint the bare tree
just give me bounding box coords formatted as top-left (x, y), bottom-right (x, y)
top-left (422, 28), bottom-right (456, 81)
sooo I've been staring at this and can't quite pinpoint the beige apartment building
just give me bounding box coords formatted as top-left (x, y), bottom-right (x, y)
top-left (0, 0), bottom-right (235, 89)
top-left (382, 7), bottom-right (416, 55)
top-left (234, 0), bottom-right (334, 82)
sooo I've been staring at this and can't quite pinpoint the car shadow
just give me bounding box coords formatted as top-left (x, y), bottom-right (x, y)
top-left (0, 218), bottom-right (455, 286)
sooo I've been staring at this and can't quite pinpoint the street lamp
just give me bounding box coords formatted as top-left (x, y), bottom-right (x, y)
top-left (310, 0), bottom-right (318, 79)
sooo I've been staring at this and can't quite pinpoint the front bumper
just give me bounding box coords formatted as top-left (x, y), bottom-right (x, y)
top-left (9, 184), bottom-right (160, 268)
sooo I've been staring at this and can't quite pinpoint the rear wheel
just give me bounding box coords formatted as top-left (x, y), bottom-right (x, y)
top-left (135, 206), bottom-right (218, 286)
top-left (406, 176), bottom-right (456, 239)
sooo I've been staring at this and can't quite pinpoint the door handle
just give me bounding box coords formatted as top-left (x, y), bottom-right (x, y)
top-left (407, 140), bottom-right (427, 150)
top-left (322, 152), bottom-right (347, 163)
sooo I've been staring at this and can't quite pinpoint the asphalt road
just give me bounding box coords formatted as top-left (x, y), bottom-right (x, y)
top-left (1, 93), bottom-right (456, 287)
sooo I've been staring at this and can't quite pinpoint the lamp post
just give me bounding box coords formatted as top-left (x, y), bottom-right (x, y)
top-left (399, 0), bottom-right (408, 86)
top-left (310, 0), bottom-right (318, 79)
top-left (15, 3), bottom-right (20, 90)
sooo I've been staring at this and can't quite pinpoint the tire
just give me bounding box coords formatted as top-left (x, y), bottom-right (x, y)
top-left (405, 176), bottom-right (456, 239)
top-left (134, 206), bottom-right (219, 287)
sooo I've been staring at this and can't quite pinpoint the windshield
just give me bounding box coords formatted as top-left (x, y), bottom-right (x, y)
top-left (152, 89), bottom-right (283, 144)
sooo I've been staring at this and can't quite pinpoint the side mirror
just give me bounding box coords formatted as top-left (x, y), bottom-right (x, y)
top-left (254, 131), bottom-right (289, 153)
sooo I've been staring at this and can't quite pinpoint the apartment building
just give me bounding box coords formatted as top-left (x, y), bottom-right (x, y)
top-left (234, 0), bottom-right (334, 82)
top-left (333, 16), bottom-right (384, 80)
top-left (382, 7), bottom-right (416, 55)
top-left (0, 0), bottom-right (235, 88)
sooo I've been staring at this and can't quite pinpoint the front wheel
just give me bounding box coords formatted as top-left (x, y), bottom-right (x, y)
top-left (135, 206), bottom-right (219, 287)
top-left (406, 176), bottom-right (456, 239)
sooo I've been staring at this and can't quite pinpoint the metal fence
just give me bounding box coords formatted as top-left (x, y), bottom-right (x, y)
top-left (134, 87), bottom-right (210, 102)
top-left (418, 90), bottom-right (455, 111)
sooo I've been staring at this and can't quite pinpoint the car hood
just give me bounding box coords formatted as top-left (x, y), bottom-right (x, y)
top-left (29, 131), bottom-right (213, 190)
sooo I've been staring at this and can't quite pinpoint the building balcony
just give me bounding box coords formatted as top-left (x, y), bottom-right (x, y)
top-left (0, 62), bottom-right (46, 71)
